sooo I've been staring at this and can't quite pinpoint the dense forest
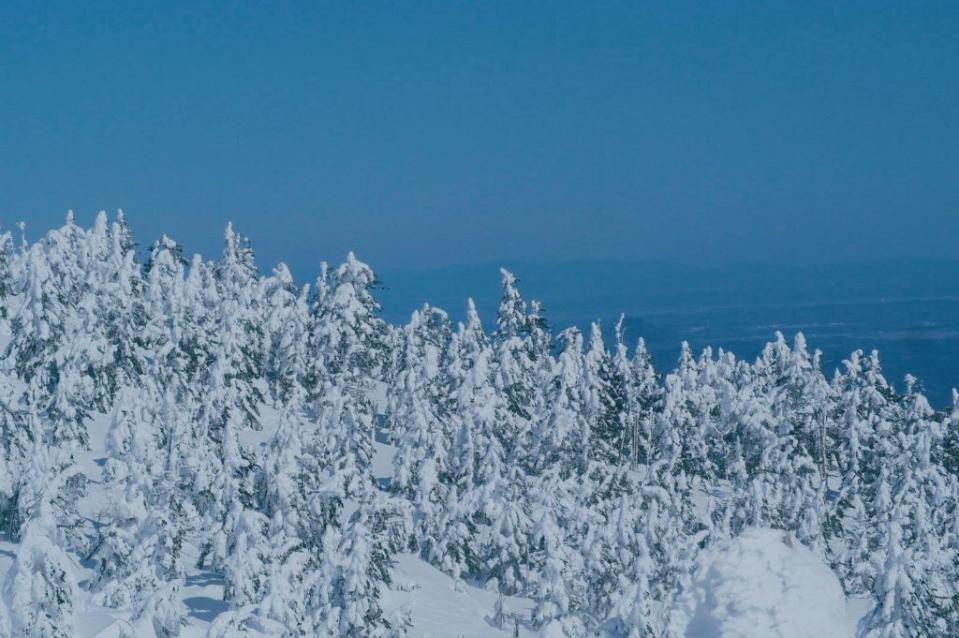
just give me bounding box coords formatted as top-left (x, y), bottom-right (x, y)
top-left (0, 213), bottom-right (956, 637)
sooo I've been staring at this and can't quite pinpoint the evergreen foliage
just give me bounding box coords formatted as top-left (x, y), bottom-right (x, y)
top-left (0, 213), bottom-right (955, 637)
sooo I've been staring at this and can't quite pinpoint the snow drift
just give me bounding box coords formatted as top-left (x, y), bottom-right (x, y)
top-left (674, 528), bottom-right (850, 638)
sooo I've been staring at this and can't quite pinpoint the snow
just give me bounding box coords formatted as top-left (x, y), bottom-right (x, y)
top-left (1, 402), bottom-right (533, 637)
top-left (0, 369), bottom-right (875, 638)
top-left (3, 217), bottom-right (938, 637)
top-left (673, 528), bottom-right (852, 638)
top-left (382, 554), bottom-right (534, 638)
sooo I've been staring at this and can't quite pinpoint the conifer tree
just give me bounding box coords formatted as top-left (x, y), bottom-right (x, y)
top-left (142, 235), bottom-right (188, 390)
top-left (529, 468), bottom-right (586, 635)
top-left (91, 384), bottom-right (194, 624)
top-left (6, 517), bottom-right (77, 638)
top-left (585, 322), bottom-right (630, 466)
top-left (389, 305), bottom-right (462, 570)
top-left (0, 227), bottom-right (15, 324)
top-left (540, 328), bottom-right (589, 475)
top-left (491, 269), bottom-right (542, 468)
top-left (262, 263), bottom-right (309, 406)
top-left (613, 316), bottom-right (662, 469)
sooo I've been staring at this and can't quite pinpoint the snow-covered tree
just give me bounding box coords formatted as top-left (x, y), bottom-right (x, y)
top-left (612, 316), bottom-right (662, 469)
top-left (261, 263), bottom-right (309, 406)
top-left (584, 321), bottom-right (630, 466)
top-left (90, 385), bottom-right (194, 626)
top-left (6, 520), bottom-right (77, 638)
top-left (5, 467), bottom-right (79, 638)
top-left (529, 469), bottom-right (586, 635)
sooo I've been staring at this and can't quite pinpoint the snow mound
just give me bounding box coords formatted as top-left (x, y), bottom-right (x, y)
top-left (674, 528), bottom-right (850, 638)
top-left (382, 554), bottom-right (534, 637)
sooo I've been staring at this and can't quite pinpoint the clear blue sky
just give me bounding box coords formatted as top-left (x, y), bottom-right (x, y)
top-left (1, 1), bottom-right (956, 279)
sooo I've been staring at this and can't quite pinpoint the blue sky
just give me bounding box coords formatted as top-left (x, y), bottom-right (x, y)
top-left (0, 1), bottom-right (956, 279)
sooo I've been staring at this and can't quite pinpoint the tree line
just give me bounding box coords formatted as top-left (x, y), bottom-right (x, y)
top-left (0, 212), bottom-right (955, 637)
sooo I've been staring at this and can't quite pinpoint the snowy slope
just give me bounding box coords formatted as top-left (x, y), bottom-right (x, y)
top-left (1, 402), bottom-right (534, 638)
top-left (672, 529), bottom-right (853, 638)
top-left (1, 402), bottom-right (872, 637)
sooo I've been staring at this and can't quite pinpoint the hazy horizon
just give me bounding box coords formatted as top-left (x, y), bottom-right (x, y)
top-left (2, 2), bottom-right (957, 272)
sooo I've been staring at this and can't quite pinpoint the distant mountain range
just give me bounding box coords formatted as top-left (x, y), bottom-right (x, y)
top-left (378, 259), bottom-right (959, 407)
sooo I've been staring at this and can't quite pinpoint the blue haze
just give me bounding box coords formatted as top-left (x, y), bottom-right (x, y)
top-left (1, 2), bottom-right (957, 274)
top-left (1, 3), bottom-right (957, 403)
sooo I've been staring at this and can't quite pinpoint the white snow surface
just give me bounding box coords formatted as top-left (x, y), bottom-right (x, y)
top-left (673, 528), bottom-right (852, 638)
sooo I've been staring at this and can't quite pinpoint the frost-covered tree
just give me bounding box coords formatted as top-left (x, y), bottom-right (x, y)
top-left (306, 253), bottom-right (390, 390)
top-left (303, 511), bottom-right (397, 638)
top-left (90, 385), bottom-right (194, 626)
top-left (491, 269), bottom-right (545, 469)
top-left (6, 519), bottom-right (77, 638)
top-left (0, 227), bottom-right (15, 324)
top-left (211, 223), bottom-right (265, 432)
top-left (613, 316), bottom-right (662, 469)
top-left (307, 254), bottom-right (390, 502)
top-left (529, 468), bottom-right (586, 635)
top-left (142, 235), bottom-right (189, 390)
top-left (88, 211), bottom-right (147, 406)
top-left (261, 263), bottom-right (309, 406)
top-left (451, 298), bottom-right (507, 493)
top-left (2, 385), bottom-right (90, 550)
top-left (831, 350), bottom-right (900, 592)
top-left (4, 448), bottom-right (81, 638)
top-left (538, 328), bottom-right (589, 476)
top-left (655, 343), bottom-right (713, 482)
top-left (753, 333), bottom-right (833, 479)
top-left (389, 305), bottom-right (464, 570)
top-left (584, 321), bottom-right (629, 466)
top-left (5, 223), bottom-right (94, 448)
top-left (480, 455), bottom-right (533, 596)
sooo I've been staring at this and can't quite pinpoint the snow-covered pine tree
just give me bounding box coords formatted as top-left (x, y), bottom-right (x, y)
top-left (480, 455), bottom-right (533, 596)
top-left (307, 253), bottom-right (390, 389)
top-left (212, 222), bottom-right (264, 431)
top-left (941, 389), bottom-right (959, 476)
top-left (90, 384), bottom-right (193, 629)
top-left (142, 235), bottom-right (189, 390)
top-left (307, 253), bottom-right (390, 501)
top-left (451, 297), bottom-right (505, 494)
top-left (3, 388), bottom-right (86, 637)
top-left (831, 349), bottom-right (900, 593)
top-left (261, 263), bottom-right (310, 406)
top-left (5, 383), bottom-right (90, 551)
top-left (389, 305), bottom-right (470, 573)
top-left (303, 503), bottom-right (409, 637)
top-left (654, 342), bottom-right (712, 483)
top-left (491, 269), bottom-right (545, 471)
top-left (538, 327), bottom-right (589, 476)
top-left (528, 467), bottom-right (586, 636)
top-left (753, 333), bottom-right (833, 481)
top-left (213, 383), bottom-right (318, 637)
top-left (91, 212), bottom-right (148, 405)
top-left (612, 316), bottom-right (662, 469)
top-left (0, 227), bottom-right (15, 324)
top-left (601, 478), bottom-right (703, 637)
top-left (180, 254), bottom-right (220, 395)
top-left (5, 219), bottom-right (96, 448)
top-left (0, 377), bottom-right (34, 537)
top-left (6, 514), bottom-right (78, 638)
top-left (584, 321), bottom-right (630, 467)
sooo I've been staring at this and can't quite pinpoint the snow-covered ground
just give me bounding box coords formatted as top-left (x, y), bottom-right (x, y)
top-left (673, 528), bottom-right (857, 638)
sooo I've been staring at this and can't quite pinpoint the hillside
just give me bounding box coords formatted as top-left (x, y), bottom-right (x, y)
top-left (0, 214), bottom-right (954, 637)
